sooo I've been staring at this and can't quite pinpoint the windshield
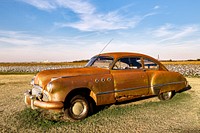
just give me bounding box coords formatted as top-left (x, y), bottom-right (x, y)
top-left (85, 56), bottom-right (114, 68)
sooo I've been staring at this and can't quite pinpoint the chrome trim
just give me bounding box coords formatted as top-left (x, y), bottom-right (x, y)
top-left (97, 85), bottom-right (148, 95)
top-left (96, 80), bottom-right (186, 95)
top-left (107, 78), bottom-right (111, 81)
top-left (153, 81), bottom-right (186, 88)
top-left (24, 90), bottom-right (37, 109)
top-left (95, 79), bottom-right (99, 83)
top-left (101, 78), bottom-right (105, 82)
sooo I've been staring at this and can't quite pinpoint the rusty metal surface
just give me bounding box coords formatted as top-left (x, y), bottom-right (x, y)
top-left (24, 52), bottom-right (188, 110)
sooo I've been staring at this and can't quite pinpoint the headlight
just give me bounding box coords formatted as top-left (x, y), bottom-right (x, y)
top-left (47, 82), bottom-right (53, 93)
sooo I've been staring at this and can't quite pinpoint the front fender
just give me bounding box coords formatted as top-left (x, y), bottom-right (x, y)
top-left (48, 74), bottom-right (115, 106)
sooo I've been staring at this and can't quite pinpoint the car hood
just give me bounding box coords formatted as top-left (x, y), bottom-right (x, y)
top-left (34, 67), bottom-right (110, 88)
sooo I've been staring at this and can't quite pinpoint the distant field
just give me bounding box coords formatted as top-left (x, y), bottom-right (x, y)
top-left (0, 61), bottom-right (199, 77)
top-left (0, 62), bottom-right (87, 66)
top-left (0, 60), bottom-right (199, 66)
top-left (161, 60), bottom-right (200, 65)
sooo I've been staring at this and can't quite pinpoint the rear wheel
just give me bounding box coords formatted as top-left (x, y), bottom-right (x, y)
top-left (158, 91), bottom-right (174, 100)
top-left (64, 95), bottom-right (91, 120)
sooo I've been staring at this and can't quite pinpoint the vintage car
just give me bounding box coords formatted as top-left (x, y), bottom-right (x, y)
top-left (24, 52), bottom-right (189, 120)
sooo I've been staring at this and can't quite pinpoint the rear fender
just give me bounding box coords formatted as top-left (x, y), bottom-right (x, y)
top-left (150, 71), bottom-right (187, 95)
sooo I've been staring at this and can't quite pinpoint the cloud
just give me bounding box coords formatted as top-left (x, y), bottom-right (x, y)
top-left (0, 30), bottom-right (41, 47)
top-left (151, 24), bottom-right (199, 42)
top-left (21, 0), bottom-right (56, 10)
top-left (153, 5), bottom-right (160, 9)
top-left (56, 0), bottom-right (95, 14)
top-left (21, 0), bottom-right (154, 31)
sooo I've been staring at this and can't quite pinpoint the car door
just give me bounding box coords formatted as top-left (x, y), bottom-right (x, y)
top-left (111, 57), bottom-right (149, 101)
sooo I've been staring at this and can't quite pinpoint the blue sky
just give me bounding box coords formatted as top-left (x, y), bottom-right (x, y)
top-left (0, 0), bottom-right (200, 62)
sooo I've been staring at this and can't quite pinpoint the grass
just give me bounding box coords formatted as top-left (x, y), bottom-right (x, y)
top-left (1, 75), bottom-right (198, 132)
top-left (15, 108), bottom-right (67, 130)
top-left (0, 60), bottom-right (199, 66)
top-left (0, 72), bottom-right (36, 75)
top-left (15, 92), bottom-right (191, 131)
top-left (0, 62), bottom-right (87, 67)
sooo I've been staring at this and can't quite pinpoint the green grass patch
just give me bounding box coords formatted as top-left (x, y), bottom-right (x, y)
top-left (16, 92), bottom-right (191, 130)
top-left (15, 108), bottom-right (67, 130)
top-left (90, 92), bottom-right (191, 119)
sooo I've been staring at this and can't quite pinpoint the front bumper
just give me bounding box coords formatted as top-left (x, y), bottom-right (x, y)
top-left (24, 90), bottom-right (64, 110)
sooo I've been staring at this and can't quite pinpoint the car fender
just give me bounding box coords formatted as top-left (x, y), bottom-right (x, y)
top-left (47, 74), bottom-right (115, 106)
top-left (150, 71), bottom-right (187, 95)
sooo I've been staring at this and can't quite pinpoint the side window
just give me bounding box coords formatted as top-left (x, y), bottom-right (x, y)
top-left (129, 58), bottom-right (142, 69)
top-left (143, 58), bottom-right (159, 70)
top-left (113, 57), bottom-right (142, 70)
top-left (113, 58), bottom-right (129, 70)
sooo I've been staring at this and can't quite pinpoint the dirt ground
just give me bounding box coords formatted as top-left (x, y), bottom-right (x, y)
top-left (0, 75), bottom-right (199, 133)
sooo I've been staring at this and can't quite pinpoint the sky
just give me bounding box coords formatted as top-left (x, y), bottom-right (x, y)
top-left (0, 0), bottom-right (200, 62)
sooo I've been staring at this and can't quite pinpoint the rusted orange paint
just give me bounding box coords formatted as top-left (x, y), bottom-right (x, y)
top-left (24, 52), bottom-right (188, 111)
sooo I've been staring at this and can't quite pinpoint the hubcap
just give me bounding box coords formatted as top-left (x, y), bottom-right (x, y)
top-left (72, 101), bottom-right (86, 116)
top-left (163, 91), bottom-right (172, 99)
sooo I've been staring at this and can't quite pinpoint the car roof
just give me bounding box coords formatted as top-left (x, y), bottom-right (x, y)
top-left (98, 52), bottom-right (154, 60)
top-left (96, 52), bottom-right (167, 71)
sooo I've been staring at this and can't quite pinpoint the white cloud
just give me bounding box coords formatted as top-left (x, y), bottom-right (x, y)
top-left (21, 0), bottom-right (56, 10)
top-left (56, 0), bottom-right (95, 14)
top-left (151, 24), bottom-right (199, 42)
top-left (0, 29), bottom-right (200, 62)
top-left (21, 0), bottom-right (154, 31)
top-left (0, 30), bottom-right (41, 46)
top-left (56, 13), bottom-right (142, 32)
top-left (153, 5), bottom-right (160, 9)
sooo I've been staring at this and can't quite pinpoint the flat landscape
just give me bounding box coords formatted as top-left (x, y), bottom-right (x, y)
top-left (0, 61), bottom-right (199, 77)
top-left (0, 75), bottom-right (200, 133)
top-left (0, 61), bottom-right (200, 132)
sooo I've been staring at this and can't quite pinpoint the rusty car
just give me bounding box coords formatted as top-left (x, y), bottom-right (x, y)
top-left (24, 52), bottom-right (189, 120)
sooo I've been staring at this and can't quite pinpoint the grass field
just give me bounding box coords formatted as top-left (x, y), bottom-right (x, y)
top-left (0, 75), bottom-right (199, 132)
top-left (0, 60), bottom-right (199, 66)
top-left (0, 62), bottom-right (87, 67)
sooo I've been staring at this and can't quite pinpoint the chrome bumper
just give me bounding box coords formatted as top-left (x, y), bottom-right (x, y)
top-left (24, 90), bottom-right (64, 110)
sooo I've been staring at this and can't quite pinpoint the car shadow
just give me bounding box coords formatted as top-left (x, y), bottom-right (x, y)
top-left (91, 85), bottom-right (192, 116)
top-left (92, 95), bottom-right (156, 116)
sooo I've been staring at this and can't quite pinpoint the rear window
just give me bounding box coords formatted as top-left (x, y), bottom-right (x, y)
top-left (143, 58), bottom-right (159, 70)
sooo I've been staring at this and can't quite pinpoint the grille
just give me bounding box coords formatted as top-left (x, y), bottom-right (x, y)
top-left (32, 85), bottom-right (49, 101)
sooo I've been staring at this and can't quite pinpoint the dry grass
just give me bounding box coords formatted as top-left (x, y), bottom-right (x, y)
top-left (0, 75), bottom-right (200, 133)
top-left (0, 62), bottom-right (87, 67)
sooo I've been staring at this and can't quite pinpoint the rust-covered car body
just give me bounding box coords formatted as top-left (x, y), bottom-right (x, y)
top-left (24, 52), bottom-right (189, 120)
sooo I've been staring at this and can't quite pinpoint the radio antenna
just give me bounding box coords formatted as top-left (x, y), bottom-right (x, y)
top-left (98, 38), bottom-right (113, 55)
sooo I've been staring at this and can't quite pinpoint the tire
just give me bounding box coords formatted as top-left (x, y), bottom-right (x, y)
top-left (64, 95), bottom-right (91, 120)
top-left (158, 91), bottom-right (174, 100)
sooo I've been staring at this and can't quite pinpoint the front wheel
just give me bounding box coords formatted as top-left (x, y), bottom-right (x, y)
top-left (158, 91), bottom-right (174, 100)
top-left (64, 95), bottom-right (91, 120)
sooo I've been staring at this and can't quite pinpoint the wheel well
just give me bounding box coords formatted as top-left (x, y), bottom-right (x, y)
top-left (64, 88), bottom-right (96, 109)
